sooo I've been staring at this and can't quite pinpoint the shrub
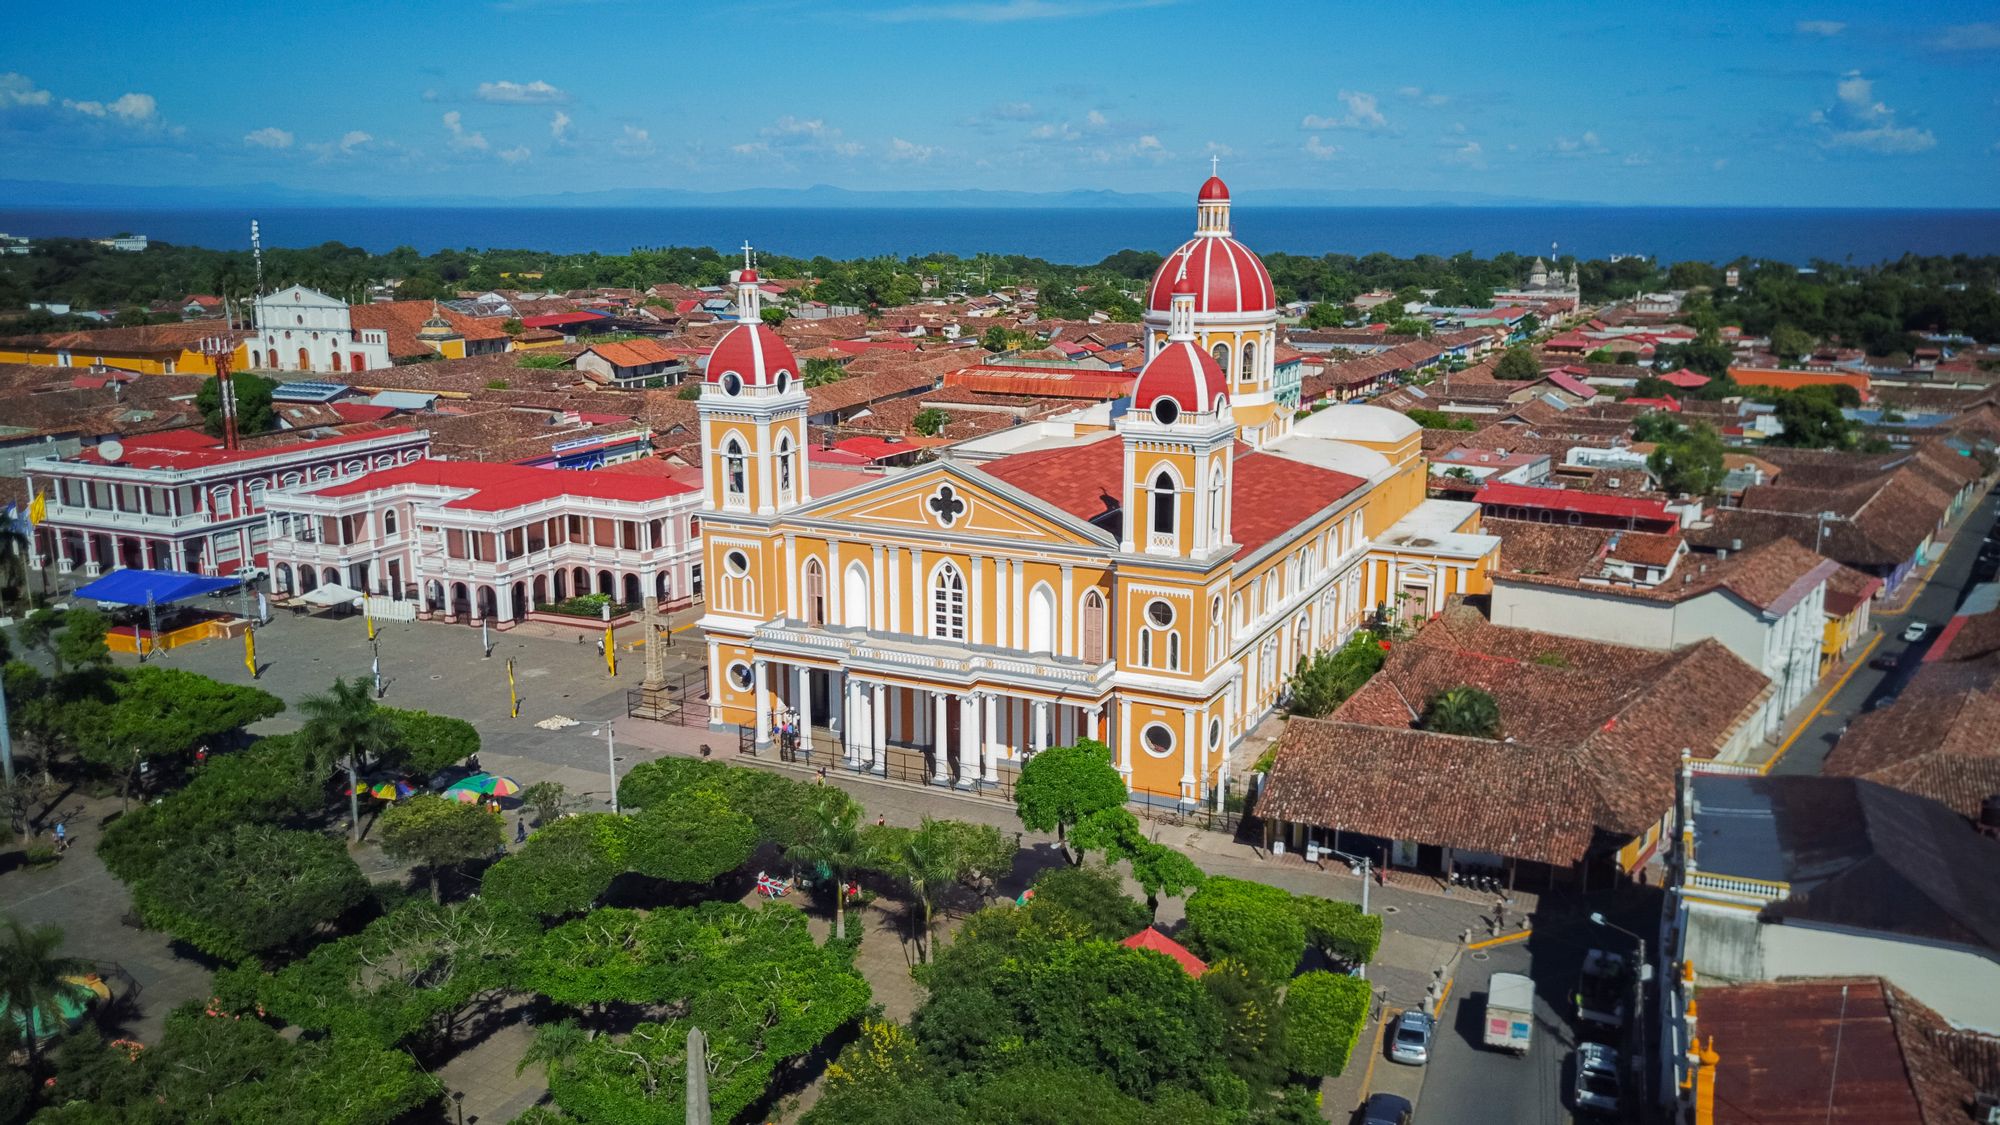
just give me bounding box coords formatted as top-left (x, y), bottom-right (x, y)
top-left (1284, 971), bottom-right (1371, 1076)
top-left (1029, 864), bottom-right (1149, 940)
top-left (98, 736), bottom-right (317, 884)
top-left (132, 823), bottom-right (368, 961)
top-left (1292, 896), bottom-right (1382, 965)
top-left (383, 708), bottom-right (480, 776)
top-left (541, 593), bottom-right (625, 618)
top-left (1181, 877), bottom-right (1307, 984)
top-left (480, 813), bottom-right (626, 918)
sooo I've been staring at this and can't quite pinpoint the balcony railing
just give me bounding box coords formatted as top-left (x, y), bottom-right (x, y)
top-left (753, 621), bottom-right (1112, 691)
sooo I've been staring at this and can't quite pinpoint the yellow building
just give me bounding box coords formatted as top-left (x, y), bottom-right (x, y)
top-left (698, 184), bottom-right (1500, 805)
top-left (0, 323), bottom-right (248, 375)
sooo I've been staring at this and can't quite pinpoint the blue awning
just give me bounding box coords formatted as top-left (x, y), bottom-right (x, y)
top-left (72, 569), bottom-right (238, 606)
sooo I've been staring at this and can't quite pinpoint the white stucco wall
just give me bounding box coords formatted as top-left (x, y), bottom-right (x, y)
top-left (1489, 580), bottom-right (1680, 648)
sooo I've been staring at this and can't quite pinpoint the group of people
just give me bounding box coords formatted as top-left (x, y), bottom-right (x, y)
top-left (773, 707), bottom-right (803, 755)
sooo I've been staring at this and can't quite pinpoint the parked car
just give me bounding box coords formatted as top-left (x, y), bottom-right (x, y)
top-left (1902, 622), bottom-right (1930, 643)
top-left (1573, 1042), bottom-right (1623, 1113)
top-left (1357, 1092), bottom-right (1414, 1125)
top-left (1388, 1008), bottom-right (1435, 1065)
top-left (1575, 949), bottom-right (1629, 1029)
top-left (1868, 655), bottom-right (1899, 671)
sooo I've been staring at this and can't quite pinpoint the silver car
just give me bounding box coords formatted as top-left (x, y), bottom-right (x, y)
top-left (1573, 1042), bottom-right (1622, 1113)
top-left (1388, 1008), bottom-right (1435, 1065)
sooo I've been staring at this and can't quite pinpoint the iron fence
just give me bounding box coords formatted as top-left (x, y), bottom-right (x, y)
top-left (624, 669), bottom-right (711, 726)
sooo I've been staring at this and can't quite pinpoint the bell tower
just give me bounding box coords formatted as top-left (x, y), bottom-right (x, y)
top-left (1121, 282), bottom-right (1235, 562)
top-left (698, 243), bottom-right (809, 518)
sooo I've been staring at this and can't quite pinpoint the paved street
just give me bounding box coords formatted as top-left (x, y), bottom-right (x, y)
top-left (1773, 487), bottom-right (2000, 776)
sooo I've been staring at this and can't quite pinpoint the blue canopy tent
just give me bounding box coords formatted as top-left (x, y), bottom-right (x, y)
top-left (73, 569), bottom-right (237, 606)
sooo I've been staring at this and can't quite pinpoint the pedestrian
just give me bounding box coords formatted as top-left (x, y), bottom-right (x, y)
top-left (195, 745), bottom-right (208, 766)
top-left (516, 818), bottom-right (527, 844)
top-left (595, 637), bottom-right (605, 657)
top-left (817, 766), bottom-right (828, 785)
top-left (53, 821), bottom-right (66, 852)
top-left (876, 814), bottom-right (886, 827)
top-left (1494, 897), bottom-right (1507, 928)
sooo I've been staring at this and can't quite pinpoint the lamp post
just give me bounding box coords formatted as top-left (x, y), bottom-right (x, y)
top-left (1590, 911), bottom-right (1649, 1097)
top-left (587, 719), bottom-right (622, 814)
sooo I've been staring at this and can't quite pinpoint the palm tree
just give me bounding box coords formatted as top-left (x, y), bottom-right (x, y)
top-left (0, 917), bottom-right (90, 1069)
top-left (298, 676), bottom-right (400, 840)
top-left (874, 824), bottom-right (957, 962)
top-left (789, 792), bottom-right (861, 941)
top-left (1422, 686), bottom-right (1502, 740)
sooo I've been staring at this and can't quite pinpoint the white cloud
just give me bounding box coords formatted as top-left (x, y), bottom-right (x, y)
top-left (1204, 141), bottom-right (1235, 157)
top-left (1795, 19), bottom-right (1845, 36)
top-left (1029, 121), bottom-right (1081, 142)
top-left (614, 124), bottom-right (654, 157)
top-left (869, 0), bottom-right (1172, 22)
top-left (887, 137), bottom-right (937, 163)
top-left (1713, 158), bottom-right (1729, 171)
top-left (1303, 135), bottom-right (1340, 160)
top-left (1622, 151), bottom-right (1652, 166)
top-left (550, 110), bottom-right (572, 142)
top-left (1086, 109), bottom-right (1108, 127)
top-left (1928, 22), bottom-right (2000, 50)
top-left (443, 110), bottom-right (489, 151)
top-left (338, 130), bottom-right (371, 153)
top-left (499, 145), bottom-right (532, 163)
top-left (1812, 71), bottom-right (1935, 154)
top-left (1550, 131), bottom-right (1608, 156)
top-left (1396, 85), bottom-right (1450, 107)
top-left (1084, 133), bottom-right (1168, 165)
top-left (64, 92), bottom-right (156, 123)
top-left (1441, 140), bottom-right (1484, 167)
top-left (244, 127), bottom-right (294, 149)
top-left (743, 115), bottom-right (861, 156)
top-left (476, 79), bottom-right (566, 104)
top-left (0, 73), bottom-right (51, 108)
top-left (1301, 90), bottom-right (1387, 131)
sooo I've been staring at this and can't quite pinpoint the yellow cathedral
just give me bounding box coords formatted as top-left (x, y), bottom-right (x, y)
top-left (697, 176), bottom-right (1501, 806)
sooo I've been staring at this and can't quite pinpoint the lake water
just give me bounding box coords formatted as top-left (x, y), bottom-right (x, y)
top-left (3, 205), bottom-right (1997, 265)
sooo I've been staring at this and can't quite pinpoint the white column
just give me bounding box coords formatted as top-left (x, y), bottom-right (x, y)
top-left (957, 692), bottom-right (981, 788)
top-left (1059, 564), bottom-right (1074, 656)
top-left (1181, 705), bottom-right (1198, 802)
top-left (753, 659), bottom-right (772, 746)
top-left (870, 683), bottom-right (887, 773)
top-left (1116, 698), bottom-right (1133, 775)
top-left (840, 675), bottom-right (858, 766)
top-left (888, 547), bottom-right (903, 634)
top-left (1033, 700), bottom-right (1050, 754)
top-left (784, 534), bottom-right (799, 618)
top-left (1011, 560), bottom-right (1025, 647)
top-left (970, 556), bottom-right (984, 645)
top-left (795, 665), bottom-right (813, 746)
top-left (827, 541), bottom-right (843, 623)
top-left (982, 693), bottom-right (1000, 782)
top-left (931, 691), bottom-right (951, 783)
top-left (872, 543), bottom-right (888, 633)
top-left (706, 639), bottom-right (725, 728)
top-left (1086, 704), bottom-right (1102, 745)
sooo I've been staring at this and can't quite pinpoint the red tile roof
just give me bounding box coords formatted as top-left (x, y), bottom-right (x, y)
top-left (329, 403), bottom-right (397, 423)
top-left (349, 301), bottom-right (509, 359)
top-left (980, 434), bottom-right (1126, 526)
top-left (520, 311), bottom-right (611, 329)
top-left (73, 426), bottom-right (419, 471)
top-left (1658, 367), bottom-right (1711, 389)
top-left (1476, 481), bottom-right (1677, 523)
top-left (308, 457), bottom-right (693, 510)
top-left (1121, 928), bottom-right (1208, 976)
top-left (585, 338), bottom-right (677, 368)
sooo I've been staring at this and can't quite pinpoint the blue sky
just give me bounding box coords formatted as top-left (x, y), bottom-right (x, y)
top-left (2, 0), bottom-right (1996, 206)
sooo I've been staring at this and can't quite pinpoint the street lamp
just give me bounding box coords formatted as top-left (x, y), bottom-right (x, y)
top-left (1590, 911), bottom-right (1650, 1092)
top-left (587, 719), bottom-right (623, 814)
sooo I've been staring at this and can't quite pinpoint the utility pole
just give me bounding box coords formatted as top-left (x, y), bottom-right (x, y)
top-left (0, 669), bottom-right (14, 785)
top-left (685, 1026), bottom-right (711, 1125)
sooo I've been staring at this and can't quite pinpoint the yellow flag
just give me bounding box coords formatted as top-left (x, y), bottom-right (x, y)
top-left (604, 626), bottom-right (617, 676)
top-left (507, 659), bottom-right (519, 718)
top-left (27, 489), bottom-right (45, 525)
top-left (243, 629), bottom-right (258, 679)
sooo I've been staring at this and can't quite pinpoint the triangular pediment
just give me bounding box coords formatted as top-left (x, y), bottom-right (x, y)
top-left (796, 462), bottom-right (1113, 547)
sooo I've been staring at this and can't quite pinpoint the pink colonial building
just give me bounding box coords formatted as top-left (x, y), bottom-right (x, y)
top-left (25, 427), bottom-right (431, 582)
top-left (262, 460), bottom-right (703, 625)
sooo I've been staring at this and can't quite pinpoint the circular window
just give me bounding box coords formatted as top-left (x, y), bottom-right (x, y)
top-left (1146, 599), bottom-right (1175, 628)
top-left (720, 371), bottom-right (744, 396)
top-left (1142, 723), bottom-right (1176, 758)
top-left (1151, 397), bottom-right (1180, 425)
top-left (775, 371), bottom-right (790, 394)
top-left (728, 662), bottom-right (754, 690)
top-left (724, 550), bottom-right (750, 576)
top-left (1208, 718), bottom-right (1223, 750)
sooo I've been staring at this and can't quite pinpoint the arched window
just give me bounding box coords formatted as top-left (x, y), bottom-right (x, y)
top-left (931, 561), bottom-right (967, 641)
top-left (1028, 583), bottom-right (1055, 653)
top-left (1241, 340), bottom-right (1257, 384)
top-left (1080, 590), bottom-right (1106, 663)
top-left (1211, 342), bottom-right (1231, 380)
top-left (1168, 632), bottom-right (1181, 671)
top-left (382, 508), bottom-right (398, 536)
top-left (331, 351), bottom-right (344, 373)
top-left (1151, 470), bottom-right (1176, 535)
top-left (776, 436), bottom-right (795, 502)
top-left (842, 561), bottom-right (872, 630)
top-left (1209, 594), bottom-right (1225, 664)
top-left (804, 557), bottom-right (825, 625)
top-left (723, 439), bottom-right (747, 504)
top-left (1209, 471), bottom-right (1225, 539)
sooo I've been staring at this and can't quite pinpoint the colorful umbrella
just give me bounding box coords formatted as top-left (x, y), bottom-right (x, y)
top-left (444, 774), bottom-right (521, 799)
top-left (368, 781), bottom-right (416, 800)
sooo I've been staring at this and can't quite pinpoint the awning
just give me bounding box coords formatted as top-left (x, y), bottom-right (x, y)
top-left (73, 569), bottom-right (236, 606)
top-left (300, 583), bottom-right (365, 607)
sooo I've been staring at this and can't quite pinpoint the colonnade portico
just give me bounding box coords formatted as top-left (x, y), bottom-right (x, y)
top-left (742, 656), bottom-right (1104, 789)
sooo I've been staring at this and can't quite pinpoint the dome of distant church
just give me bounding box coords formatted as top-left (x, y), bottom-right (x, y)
top-left (706, 321), bottom-right (798, 390)
top-left (1145, 175), bottom-right (1274, 317)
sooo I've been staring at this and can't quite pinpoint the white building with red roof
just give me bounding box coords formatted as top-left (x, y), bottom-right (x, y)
top-left (262, 458), bottom-right (702, 623)
top-left (25, 426), bottom-right (431, 581)
top-left (691, 212), bottom-right (1500, 808)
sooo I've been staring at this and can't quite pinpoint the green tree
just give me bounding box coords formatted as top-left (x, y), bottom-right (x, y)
top-left (1129, 842), bottom-right (1207, 920)
top-left (1494, 344), bottom-right (1541, 381)
top-left (98, 734), bottom-right (316, 884)
top-left (1303, 302), bottom-right (1345, 328)
top-left (195, 372), bottom-right (278, 437)
top-left (1027, 863), bottom-right (1150, 939)
top-left (912, 407), bottom-right (951, 436)
top-left (1769, 322), bottom-right (1814, 363)
top-left (381, 707), bottom-right (479, 775)
top-left (519, 779), bottom-right (579, 826)
top-left (480, 812), bottom-right (627, 918)
top-left (1283, 971), bottom-right (1371, 1076)
top-left (299, 676), bottom-right (398, 839)
top-left (1770, 386), bottom-right (1860, 449)
top-left (1287, 631), bottom-right (1388, 718)
top-left (1421, 685), bottom-right (1501, 739)
top-left (1291, 896), bottom-right (1383, 965)
top-left (0, 917), bottom-right (90, 1069)
top-left (761, 305), bottom-right (787, 326)
top-left (378, 795), bottom-right (504, 901)
top-left (1648, 420), bottom-right (1729, 498)
top-left (623, 788), bottom-right (756, 884)
top-left (804, 356), bottom-right (846, 386)
top-left (788, 789), bottom-right (864, 940)
top-left (1202, 959), bottom-right (1289, 1097)
top-left (867, 817), bottom-right (1015, 959)
top-left (132, 823), bottom-right (368, 962)
top-left (72, 667), bottom-right (283, 810)
top-left (1181, 877), bottom-right (1307, 984)
top-left (1385, 317), bottom-right (1434, 338)
top-left (501, 317), bottom-right (524, 336)
top-left (1015, 738), bottom-right (1128, 863)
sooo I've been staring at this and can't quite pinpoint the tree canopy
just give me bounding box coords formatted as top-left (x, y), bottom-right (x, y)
top-left (1015, 738), bottom-right (1128, 859)
top-left (1421, 685), bottom-right (1502, 739)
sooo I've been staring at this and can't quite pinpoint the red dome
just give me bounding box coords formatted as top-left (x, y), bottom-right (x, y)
top-left (1197, 175), bottom-right (1230, 202)
top-left (1133, 341), bottom-right (1226, 417)
top-left (739, 267), bottom-right (759, 283)
top-left (1147, 236), bottom-right (1274, 316)
top-left (705, 322), bottom-right (799, 389)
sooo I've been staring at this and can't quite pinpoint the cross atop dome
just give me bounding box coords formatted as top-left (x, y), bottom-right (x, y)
top-left (735, 241), bottom-right (763, 318)
top-left (1195, 165), bottom-right (1231, 234)
top-left (1211, 153), bottom-right (1220, 177)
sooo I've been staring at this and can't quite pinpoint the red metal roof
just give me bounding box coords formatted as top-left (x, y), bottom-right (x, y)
top-left (1147, 234), bottom-right (1274, 315)
top-left (1476, 481), bottom-right (1675, 522)
top-left (329, 403), bottom-right (397, 423)
top-left (832, 435), bottom-right (947, 462)
top-left (1133, 340), bottom-right (1226, 414)
top-left (521, 312), bottom-right (610, 329)
top-left (1659, 367), bottom-right (1712, 389)
top-left (74, 426), bottom-right (418, 471)
top-left (1543, 369), bottom-right (1597, 399)
top-left (827, 338), bottom-right (919, 355)
top-left (1122, 927), bottom-right (1208, 976)
top-left (309, 458), bottom-right (693, 509)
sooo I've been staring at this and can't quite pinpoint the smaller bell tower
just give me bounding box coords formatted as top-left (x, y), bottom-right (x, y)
top-left (698, 243), bottom-right (809, 518)
top-left (1121, 282), bottom-right (1235, 562)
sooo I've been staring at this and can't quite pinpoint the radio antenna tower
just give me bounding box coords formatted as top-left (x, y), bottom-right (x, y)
top-left (251, 219), bottom-right (265, 296)
top-left (200, 336), bottom-right (241, 451)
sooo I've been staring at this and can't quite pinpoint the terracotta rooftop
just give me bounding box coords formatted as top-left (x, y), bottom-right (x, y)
top-left (349, 301), bottom-right (509, 359)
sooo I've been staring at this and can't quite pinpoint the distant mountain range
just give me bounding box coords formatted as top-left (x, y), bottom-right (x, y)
top-left (0, 178), bottom-right (1590, 211)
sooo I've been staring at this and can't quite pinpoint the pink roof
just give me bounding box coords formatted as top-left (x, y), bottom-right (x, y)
top-left (330, 403), bottom-right (397, 423)
top-left (1476, 481), bottom-right (1675, 523)
top-left (1658, 368), bottom-right (1711, 389)
top-left (1121, 928), bottom-right (1208, 976)
top-left (521, 312), bottom-right (609, 329)
top-left (309, 458), bottom-right (693, 510)
top-left (1543, 370), bottom-right (1597, 399)
top-left (1625, 395), bottom-right (1682, 411)
top-left (75, 427), bottom-right (418, 471)
top-left (832, 435), bottom-right (947, 462)
top-left (827, 339), bottom-right (919, 355)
